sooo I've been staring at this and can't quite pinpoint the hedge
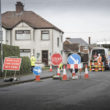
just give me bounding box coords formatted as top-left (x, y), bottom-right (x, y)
top-left (20, 56), bottom-right (31, 74)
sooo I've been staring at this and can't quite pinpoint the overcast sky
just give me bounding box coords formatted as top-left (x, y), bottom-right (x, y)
top-left (1, 0), bottom-right (110, 44)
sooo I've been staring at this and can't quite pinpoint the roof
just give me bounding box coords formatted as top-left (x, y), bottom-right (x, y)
top-left (67, 38), bottom-right (88, 46)
top-left (2, 11), bottom-right (63, 33)
top-left (63, 44), bottom-right (79, 52)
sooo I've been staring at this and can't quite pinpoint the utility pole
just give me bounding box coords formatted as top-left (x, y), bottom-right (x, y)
top-left (0, 0), bottom-right (3, 76)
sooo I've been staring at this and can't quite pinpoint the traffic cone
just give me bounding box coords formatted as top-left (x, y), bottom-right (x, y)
top-left (72, 69), bottom-right (77, 79)
top-left (72, 69), bottom-right (76, 77)
top-left (50, 64), bottom-right (52, 72)
top-left (35, 75), bottom-right (40, 81)
top-left (84, 65), bottom-right (89, 79)
top-left (57, 66), bottom-right (60, 76)
top-left (62, 65), bottom-right (67, 80)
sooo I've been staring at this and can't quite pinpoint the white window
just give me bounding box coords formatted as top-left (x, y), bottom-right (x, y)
top-left (20, 49), bottom-right (31, 58)
top-left (41, 30), bottom-right (49, 40)
top-left (16, 30), bottom-right (31, 40)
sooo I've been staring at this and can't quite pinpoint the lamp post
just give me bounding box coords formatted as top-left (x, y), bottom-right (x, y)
top-left (0, 0), bottom-right (3, 76)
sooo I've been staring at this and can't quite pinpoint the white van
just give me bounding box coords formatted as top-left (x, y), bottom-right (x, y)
top-left (89, 47), bottom-right (109, 69)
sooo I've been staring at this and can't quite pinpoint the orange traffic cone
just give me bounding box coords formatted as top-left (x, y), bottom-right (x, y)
top-left (62, 65), bottom-right (67, 80)
top-left (57, 66), bottom-right (60, 76)
top-left (84, 65), bottom-right (89, 79)
top-left (35, 75), bottom-right (40, 81)
top-left (72, 69), bottom-right (76, 77)
top-left (50, 64), bottom-right (52, 72)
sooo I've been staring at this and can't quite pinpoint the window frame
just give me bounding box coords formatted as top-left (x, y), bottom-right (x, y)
top-left (41, 30), bottom-right (50, 41)
top-left (15, 30), bottom-right (31, 41)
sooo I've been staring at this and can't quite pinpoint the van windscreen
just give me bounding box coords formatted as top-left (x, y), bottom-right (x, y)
top-left (92, 49), bottom-right (105, 56)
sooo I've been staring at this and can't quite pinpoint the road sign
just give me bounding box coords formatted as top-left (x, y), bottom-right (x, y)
top-left (3, 57), bottom-right (22, 71)
top-left (33, 66), bottom-right (42, 75)
top-left (67, 53), bottom-right (81, 64)
top-left (51, 53), bottom-right (62, 65)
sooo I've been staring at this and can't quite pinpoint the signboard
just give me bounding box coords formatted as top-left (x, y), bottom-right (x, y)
top-left (3, 57), bottom-right (22, 71)
top-left (68, 53), bottom-right (81, 64)
top-left (33, 66), bottom-right (42, 75)
top-left (51, 53), bottom-right (62, 65)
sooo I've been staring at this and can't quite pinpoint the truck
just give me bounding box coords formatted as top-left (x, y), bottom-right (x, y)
top-left (89, 47), bottom-right (110, 71)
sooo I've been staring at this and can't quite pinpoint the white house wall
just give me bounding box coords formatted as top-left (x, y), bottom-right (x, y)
top-left (2, 28), bottom-right (6, 44)
top-left (12, 22), bottom-right (34, 54)
top-left (34, 29), bottom-right (53, 64)
top-left (53, 30), bottom-right (63, 54)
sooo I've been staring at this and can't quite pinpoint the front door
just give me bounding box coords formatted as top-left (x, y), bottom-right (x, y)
top-left (42, 50), bottom-right (48, 66)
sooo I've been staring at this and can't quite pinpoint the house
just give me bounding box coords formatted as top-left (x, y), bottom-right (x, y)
top-left (2, 2), bottom-right (63, 66)
top-left (63, 38), bottom-right (89, 64)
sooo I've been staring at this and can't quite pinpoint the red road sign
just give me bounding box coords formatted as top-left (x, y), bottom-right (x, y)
top-left (3, 57), bottom-right (22, 71)
top-left (51, 53), bottom-right (62, 65)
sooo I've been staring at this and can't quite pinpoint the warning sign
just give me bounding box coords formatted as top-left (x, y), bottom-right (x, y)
top-left (3, 57), bottom-right (22, 71)
top-left (51, 53), bottom-right (62, 65)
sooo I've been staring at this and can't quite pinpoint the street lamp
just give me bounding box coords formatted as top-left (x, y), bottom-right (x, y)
top-left (0, 0), bottom-right (3, 76)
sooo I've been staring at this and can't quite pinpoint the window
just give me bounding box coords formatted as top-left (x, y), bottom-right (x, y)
top-left (41, 30), bottom-right (49, 40)
top-left (20, 49), bottom-right (31, 57)
top-left (57, 37), bottom-right (59, 47)
top-left (16, 30), bottom-right (31, 40)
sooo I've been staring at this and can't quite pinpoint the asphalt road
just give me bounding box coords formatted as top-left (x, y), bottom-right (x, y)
top-left (0, 71), bottom-right (110, 110)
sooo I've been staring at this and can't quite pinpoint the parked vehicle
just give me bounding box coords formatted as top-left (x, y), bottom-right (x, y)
top-left (89, 47), bottom-right (109, 71)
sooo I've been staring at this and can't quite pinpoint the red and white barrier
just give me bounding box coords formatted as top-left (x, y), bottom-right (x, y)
top-left (67, 63), bottom-right (83, 70)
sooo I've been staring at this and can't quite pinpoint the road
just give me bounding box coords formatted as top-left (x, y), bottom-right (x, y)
top-left (0, 71), bottom-right (110, 110)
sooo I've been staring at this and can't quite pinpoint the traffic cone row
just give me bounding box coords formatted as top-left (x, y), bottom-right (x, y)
top-left (52, 64), bottom-right (90, 81)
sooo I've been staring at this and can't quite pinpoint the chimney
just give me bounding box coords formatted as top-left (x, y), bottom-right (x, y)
top-left (16, 2), bottom-right (24, 13)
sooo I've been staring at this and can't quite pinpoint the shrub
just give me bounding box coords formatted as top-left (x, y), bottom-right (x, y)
top-left (20, 57), bottom-right (31, 74)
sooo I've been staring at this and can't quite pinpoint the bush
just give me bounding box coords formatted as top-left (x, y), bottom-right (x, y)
top-left (20, 57), bottom-right (31, 74)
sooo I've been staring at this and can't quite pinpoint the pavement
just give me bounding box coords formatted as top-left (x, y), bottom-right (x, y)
top-left (0, 69), bottom-right (56, 87)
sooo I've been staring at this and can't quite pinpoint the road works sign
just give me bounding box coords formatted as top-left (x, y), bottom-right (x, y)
top-left (68, 53), bottom-right (81, 64)
top-left (51, 53), bottom-right (62, 65)
top-left (3, 57), bottom-right (22, 71)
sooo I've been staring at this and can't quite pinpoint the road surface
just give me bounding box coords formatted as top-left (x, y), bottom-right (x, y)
top-left (0, 71), bottom-right (110, 110)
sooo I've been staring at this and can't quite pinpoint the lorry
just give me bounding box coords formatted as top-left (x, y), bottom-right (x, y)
top-left (89, 47), bottom-right (110, 71)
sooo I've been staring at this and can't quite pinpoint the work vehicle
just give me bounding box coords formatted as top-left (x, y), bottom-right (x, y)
top-left (89, 47), bottom-right (109, 71)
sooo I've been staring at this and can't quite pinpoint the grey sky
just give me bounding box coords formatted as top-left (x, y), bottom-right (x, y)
top-left (1, 0), bottom-right (110, 43)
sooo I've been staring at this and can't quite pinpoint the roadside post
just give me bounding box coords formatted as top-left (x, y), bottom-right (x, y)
top-left (67, 53), bottom-right (81, 79)
top-left (51, 53), bottom-right (62, 79)
top-left (33, 66), bottom-right (42, 81)
top-left (3, 57), bottom-right (22, 82)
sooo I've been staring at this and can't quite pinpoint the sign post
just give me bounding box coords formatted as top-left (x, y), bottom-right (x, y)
top-left (67, 53), bottom-right (81, 79)
top-left (33, 66), bottom-right (42, 81)
top-left (3, 57), bottom-right (22, 81)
